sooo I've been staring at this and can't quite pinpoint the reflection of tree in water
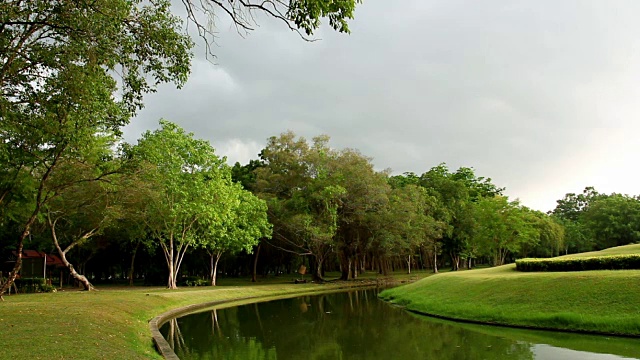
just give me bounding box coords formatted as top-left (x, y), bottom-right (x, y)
top-left (162, 289), bottom-right (534, 360)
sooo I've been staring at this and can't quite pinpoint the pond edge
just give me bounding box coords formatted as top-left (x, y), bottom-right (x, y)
top-left (398, 306), bottom-right (640, 339)
top-left (148, 282), bottom-right (389, 359)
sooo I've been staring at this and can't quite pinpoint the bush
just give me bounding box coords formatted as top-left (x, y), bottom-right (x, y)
top-left (15, 278), bottom-right (45, 293)
top-left (39, 284), bottom-right (57, 293)
top-left (516, 254), bottom-right (640, 272)
top-left (180, 276), bottom-right (210, 287)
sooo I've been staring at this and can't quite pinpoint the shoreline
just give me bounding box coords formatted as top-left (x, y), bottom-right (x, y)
top-left (379, 263), bottom-right (640, 338)
top-left (149, 281), bottom-right (384, 359)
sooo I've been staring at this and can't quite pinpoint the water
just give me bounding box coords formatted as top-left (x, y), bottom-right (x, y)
top-left (160, 289), bottom-right (640, 360)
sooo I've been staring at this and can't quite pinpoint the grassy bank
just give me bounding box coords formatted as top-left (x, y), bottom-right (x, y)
top-left (380, 244), bottom-right (640, 336)
top-left (0, 270), bottom-right (428, 360)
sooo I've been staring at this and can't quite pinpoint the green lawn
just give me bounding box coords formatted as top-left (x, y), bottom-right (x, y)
top-left (559, 243), bottom-right (640, 258)
top-left (0, 270), bottom-right (429, 359)
top-left (380, 244), bottom-right (640, 336)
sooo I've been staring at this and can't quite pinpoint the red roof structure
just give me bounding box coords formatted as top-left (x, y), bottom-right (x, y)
top-left (11, 250), bottom-right (64, 267)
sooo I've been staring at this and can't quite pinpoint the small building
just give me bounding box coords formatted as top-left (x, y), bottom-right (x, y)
top-left (3, 250), bottom-right (65, 289)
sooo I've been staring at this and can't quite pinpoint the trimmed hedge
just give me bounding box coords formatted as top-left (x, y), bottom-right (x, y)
top-left (516, 254), bottom-right (640, 272)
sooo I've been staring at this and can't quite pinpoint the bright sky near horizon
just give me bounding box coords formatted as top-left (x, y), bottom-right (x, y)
top-left (124, 0), bottom-right (640, 213)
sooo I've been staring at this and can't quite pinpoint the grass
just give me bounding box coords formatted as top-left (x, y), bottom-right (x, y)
top-left (559, 243), bottom-right (640, 258)
top-left (0, 270), bottom-right (430, 360)
top-left (379, 244), bottom-right (640, 336)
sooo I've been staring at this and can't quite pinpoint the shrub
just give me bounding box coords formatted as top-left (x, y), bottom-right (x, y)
top-left (39, 284), bottom-right (57, 293)
top-left (15, 278), bottom-right (45, 293)
top-left (180, 276), bottom-right (210, 287)
top-left (516, 254), bottom-right (640, 272)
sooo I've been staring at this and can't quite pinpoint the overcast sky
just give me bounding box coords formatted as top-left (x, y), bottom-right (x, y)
top-left (123, 0), bottom-right (640, 212)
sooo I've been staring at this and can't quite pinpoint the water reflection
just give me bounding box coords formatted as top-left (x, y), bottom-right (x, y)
top-left (160, 289), bottom-right (640, 360)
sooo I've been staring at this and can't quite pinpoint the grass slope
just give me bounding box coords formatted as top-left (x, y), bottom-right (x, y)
top-left (380, 244), bottom-right (640, 336)
top-left (559, 243), bottom-right (640, 258)
top-left (0, 270), bottom-right (428, 360)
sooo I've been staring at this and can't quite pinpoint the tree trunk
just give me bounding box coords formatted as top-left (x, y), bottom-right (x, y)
top-left (210, 251), bottom-right (222, 286)
top-left (53, 241), bottom-right (94, 291)
top-left (339, 252), bottom-right (350, 280)
top-left (312, 255), bottom-right (324, 282)
top-left (49, 217), bottom-right (95, 291)
top-left (0, 224), bottom-right (34, 299)
top-left (58, 249), bottom-right (94, 291)
top-left (128, 241), bottom-right (140, 286)
top-left (407, 255), bottom-right (411, 274)
top-left (251, 243), bottom-right (261, 283)
top-left (450, 252), bottom-right (460, 271)
top-left (500, 248), bottom-right (508, 266)
top-left (433, 246), bottom-right (439, 274)
top-left (163, 234), bottom-right (190, 290)
top-left (167, 254), bottom-right (176, 289)
top-left (0, 150), bottom-right (63, 299)
top-left (352, 256), bottom-right (358, 279)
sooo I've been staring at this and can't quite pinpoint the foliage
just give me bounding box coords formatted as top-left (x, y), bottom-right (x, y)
top-left (180, 276), bottom-right (210, 287)
top-left (180, 0), bottom-right (362, 56)
top-left (128, 120), bottom-right (233, 289)
top-left (199, 184), bottom-right (272, 285)
top-left (551, 188), bottom-right (640, 253)
top-left (472, 196), bottom-right (540, 266)
top-left (0, 0), bottom-right (192, 295)
top-left (14, 278), bottom-right (45, 293)
top-left (515, 254), bottom-right (640, 272)
top-left (582, 194), bottom-right (640, 249)
top-left (255, 133), bottom-right (347, 280)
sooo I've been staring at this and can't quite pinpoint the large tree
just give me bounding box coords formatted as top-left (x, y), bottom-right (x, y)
top-left (473, 196), bottom-right (539, 266)
top-left (0, 0), bottom-right (192, 297)
top-left (44, 156), bottom-right (121, 291)
top-left (331, 148), bottom-right (389, 280)
top-left (550, 187), bottom-right (607, 253)
top-left (129, 120), bottom-right (232, 289)
top-left (255, 132), bottom-right (346, 281)
top-left (582, 194), bottom-right (640, 249)
top-left (200, 188), bottom-right (272, 286)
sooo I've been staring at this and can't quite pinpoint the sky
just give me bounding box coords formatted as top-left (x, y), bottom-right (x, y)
top-left (123, 0), bottom-right (640, 212)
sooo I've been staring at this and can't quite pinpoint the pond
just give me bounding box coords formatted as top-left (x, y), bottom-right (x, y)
top-left (160, 288), bottom-right (640, 360)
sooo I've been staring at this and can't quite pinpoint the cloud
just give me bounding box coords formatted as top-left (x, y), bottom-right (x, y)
top-left (125, 0), bottom-right (640, 212)
top-left (213, 138), bottom-right (263, 165)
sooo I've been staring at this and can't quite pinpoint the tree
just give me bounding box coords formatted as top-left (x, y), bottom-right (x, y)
top-left (255, 132), bottom-right (346, 281)
top-left (200, 186), bottom-right (271, 286)
top-left (419, 165), bottom-right (467, 271)
top-left (330, 149), bottom-right (389, 280)
top-left (387, 185), bottom-right (439, 274)
top-left (550, 187), bottom-right (607, 253)
top-left (551, 187), bottom-right (604, 222)
top-left (582, 194), bottom-right (640, 249)
top-left (45, 173), bottom-right (116, 291)
top-left (473, 196), bottom-right (539, 266)
top-left (129, 120), bottom-right (231, 289)
top-left (232, 160), bottom-right (264, 191)
top-left (418, 164), bottom-right (505, 270)
top-left (180, 0), bottom-right (362, 56)
top-left (525, 211), bottom-right (565, 258)
top-left (0, 0), bottom-right (191, 297)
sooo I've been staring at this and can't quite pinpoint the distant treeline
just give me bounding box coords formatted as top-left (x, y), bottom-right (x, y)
top-left (4, 120), bottom-right (639, 289)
